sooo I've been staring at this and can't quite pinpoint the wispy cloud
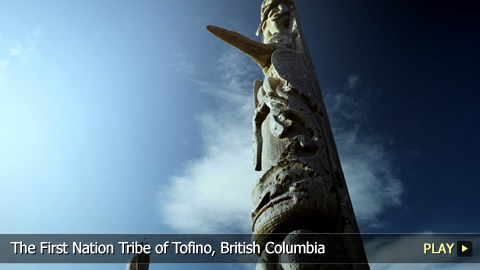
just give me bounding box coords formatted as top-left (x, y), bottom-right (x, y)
top-left (8, 44), bottom-right (23, 56)
top-left (324, 75), bottom-right (402, 228)
top-left (173, 60), bottom-right (199, 74)
top-left (0, 26), bottom-right (42, 81)
top-left (157, 50), bottom-right (261, 233)
top-left (346, 73), bottom-right (361, 90)
top-left (157, 53), bottom-right (402, 232)
top-left (170, 52), bottom-right (200, 74)
top-left (5, 27), bottom-right (42, 58)
top-left (23, 26), bottom-right (42, 56)
top-left (334, 126), bottom-right (402, 227)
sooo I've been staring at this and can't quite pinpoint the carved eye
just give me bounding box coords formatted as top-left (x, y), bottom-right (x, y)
top-left (267, 9), bottom-right (275, 18)
top-left (262, 21), bottom-right (267, 31)
top-left (267, 5), bottom-right (280, 18)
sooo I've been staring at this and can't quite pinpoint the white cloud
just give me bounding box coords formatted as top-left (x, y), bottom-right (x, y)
top-left (23, 27), bottom-right (42, 56)
top-left (157, 50), bottom-right (261, 233)
top-left (332, 124), bottom-right (402, 226)
top-left (346, 73), bottom-right (361, 90)
top-left (2, 27), bottom-right (42, 59)
top-left (0, 26), bottom-right (42, 82)
top-left (8, 44), bottom-right (23, 56)
top-left (173, 60), bottom-right (199, 74)
top-left (157, 52), bottom-right (402, 233)
top-left (170, 52), bottom-right (201, 74)
top-left (156, 110), bottom-right (260, 232)
top-left (324, 76), bottom-right (402, 227)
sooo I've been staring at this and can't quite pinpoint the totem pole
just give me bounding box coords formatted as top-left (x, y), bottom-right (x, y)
top-left (208, 0), bottom-right (369, 268)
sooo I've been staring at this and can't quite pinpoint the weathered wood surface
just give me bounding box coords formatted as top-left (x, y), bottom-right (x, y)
top-left (208, 0), bottom-right (369, 268)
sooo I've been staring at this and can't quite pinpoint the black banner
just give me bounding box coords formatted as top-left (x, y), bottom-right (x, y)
top-left (0, 234), bottom-right (478, 264)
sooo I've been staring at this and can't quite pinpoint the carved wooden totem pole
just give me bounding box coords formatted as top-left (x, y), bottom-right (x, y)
top-left (208, 0), bottom-right (369, 269)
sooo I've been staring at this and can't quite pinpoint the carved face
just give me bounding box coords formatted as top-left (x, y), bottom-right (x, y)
top-left (251, 163), bottom-right (339, 246)
top-left (263, 3), bottom-right (290, 42)
top-left (268, 3), bottom-right (290, 27)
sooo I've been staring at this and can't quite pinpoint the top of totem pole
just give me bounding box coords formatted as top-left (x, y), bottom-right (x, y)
top-left (206, 0), bottom-right (300, 73)
top-left (256, 0), bottom-right (294, 36)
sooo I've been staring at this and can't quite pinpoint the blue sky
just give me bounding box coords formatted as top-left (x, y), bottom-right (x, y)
top-left (0, 0), bottom-right (478, 269)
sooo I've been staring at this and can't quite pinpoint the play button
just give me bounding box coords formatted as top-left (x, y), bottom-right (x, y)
top-left (457, 241), bottom-right (472, 257)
